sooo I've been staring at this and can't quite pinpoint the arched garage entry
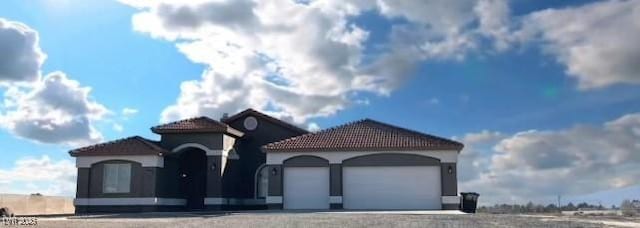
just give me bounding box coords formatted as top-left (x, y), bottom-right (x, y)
top-left (342, 153), bottom-right (442, 210)
top-left (282, 155), bottom-right (330, 209)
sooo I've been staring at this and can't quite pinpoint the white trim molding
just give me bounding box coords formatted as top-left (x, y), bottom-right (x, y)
top-left (267, 150), bottom-right (459, 165)
top-left (266, 196), bottom-right (283, 204)
top-left (254, 164), bottom-right (267, 199)
top-left (172, 143), bottom-right (223, 156)
top-left (330, 196), bottom-right (342, 204)
top-left (76, 155), bottom-right (164, 168)
top-left (442, 196), bottom-right (460, 204)
top-left (204, 197), bottom-right (225, 205)
top-left (74, 197), bottom-right (185, 206)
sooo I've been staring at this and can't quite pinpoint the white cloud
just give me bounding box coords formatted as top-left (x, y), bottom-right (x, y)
top-left (474, 0), bottom-right (513, 51)
top-left (307, 122), bottom-right (320, 132)
top-left (120, 0), bottom-right (514, 124)
top-left (120, 0), bottom-right (640, 125)
top-left (112, 123), bottom-right (124, 132)
top-left (0, 18), bottom-right (109, 146)
top-left (121, 107), bottom-right (138, 117)
top-left (124, 0), bottom-right (370, 123)
top-left (520, 0), bottom-right (640, 89)
top-left (458, 130), bottom-right (504, 145)
top-left (0, 72), bottom-right (107, 146)
top-left (0, 18), bottom-right (46, 84)
top-left (459, 113), bottom-right (640, 204)
top-left (121, 107), bottom-right (138, 115)
top-left (0, 155), bottom-right (76, 196)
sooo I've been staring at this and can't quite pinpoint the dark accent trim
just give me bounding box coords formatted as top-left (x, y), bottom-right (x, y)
top-left (267, 204), bottom-right (283, 210)
top-left (267, 165), bottom-right (283, 196)
top-left (76, 168), bottom-right (90, 198)
top-left (442, 203), bottom-right (460, 210)
top-left (441, 163), bottom-right (458, 196)
top-left (75, 205), bottom-right (185, 214)
top-left (204, 205), bottom-right (223, 211)
top-left (283, 155), bottom-right (329, 167)
top-left (222, 204), bottom-right (268, 210)
top-left (329, 164), bottom-right (342, 196)
top-left (342, 153), bottom-right (440, 166)
top-left (330, 203), bottom-right (343, 209)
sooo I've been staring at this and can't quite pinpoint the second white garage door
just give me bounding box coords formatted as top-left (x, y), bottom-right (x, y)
top-left (343, 166), bottom-right (441, 210)
top-left (283, 167), bottom-right (330, 209)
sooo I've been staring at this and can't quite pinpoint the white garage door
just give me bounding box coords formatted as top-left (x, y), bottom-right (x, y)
top-left (283, 167), bottom-right (330, 209)
top-left (343, 166), bottom-right (441, 210)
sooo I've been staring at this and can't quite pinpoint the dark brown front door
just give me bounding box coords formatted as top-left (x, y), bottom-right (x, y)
top-left (179, 149), bottom-right (207, 210)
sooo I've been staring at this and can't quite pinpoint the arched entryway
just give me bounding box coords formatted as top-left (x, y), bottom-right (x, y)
top-left (178, 148), bottom-right (207, 210)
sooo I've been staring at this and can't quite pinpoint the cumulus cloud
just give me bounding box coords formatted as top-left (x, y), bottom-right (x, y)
top-left (120, 0), bottom-right (640, 125)
top-left (474, 0), bottom-right (513, 51)
top-left (307, 122), bottom-right (321, 132)
top-left (0, 155), bottom-right (76, 196)
top-left (0, 18), bottom-right (46, 84)
top-left (121, 107), bottom-right (138, 115)
top-left (0, 72), bottom-right (107, 146)
top-left (520, 0), bottom-right (640, 89)
top-left (459, 113), bottom-right (640, 204)
top-left (0, 18), bottom-right (110, 146)
top-left (120, 0), bottom-right (513, 123)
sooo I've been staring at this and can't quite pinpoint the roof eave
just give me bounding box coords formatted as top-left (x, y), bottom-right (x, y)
top-left (69, 152), bottom-right (165, 157)
top-left (263, 146), bottom-right (465, 153)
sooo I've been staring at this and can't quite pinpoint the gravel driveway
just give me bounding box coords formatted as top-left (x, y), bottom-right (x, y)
top-left (34, 212), bottom-right (638, 228)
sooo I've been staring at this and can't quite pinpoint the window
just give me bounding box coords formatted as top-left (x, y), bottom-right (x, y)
top-left (256, 165), bottom-right (269, 198)
top-left (103, 163), bottom-right (131, 193)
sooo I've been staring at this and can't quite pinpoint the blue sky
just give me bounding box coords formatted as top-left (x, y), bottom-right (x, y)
top-left (0, 0), bottom-right (638, 206)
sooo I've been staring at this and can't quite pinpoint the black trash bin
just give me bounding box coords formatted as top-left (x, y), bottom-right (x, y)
top-left (460, 192), bottom-right (479, 213)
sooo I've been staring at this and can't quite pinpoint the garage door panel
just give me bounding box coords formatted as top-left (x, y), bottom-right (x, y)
top-left (343, 166), bottom-right (441, 210)
top-left (283, 167), bottom-right (329, 209)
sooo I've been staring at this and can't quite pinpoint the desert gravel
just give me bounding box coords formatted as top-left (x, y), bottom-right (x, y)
top-left (33, 212), bottom-right (637, 228)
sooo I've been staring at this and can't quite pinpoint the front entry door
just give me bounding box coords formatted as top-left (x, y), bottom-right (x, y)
top-left (179, 150), bottom-right (207, 210)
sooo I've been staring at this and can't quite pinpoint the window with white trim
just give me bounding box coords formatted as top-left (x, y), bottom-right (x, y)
top-left (103, 163), bottom-right (131, 193)
top-left (256, 165), bottom-right (269, 198)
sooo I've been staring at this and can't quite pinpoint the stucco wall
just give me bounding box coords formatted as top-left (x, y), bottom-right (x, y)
top-left (160, 133), bottom-right (225, 151)
top-left (223, 115), bottom-right (306, 199)
top-left (155, 156), bottom-right (181, 198)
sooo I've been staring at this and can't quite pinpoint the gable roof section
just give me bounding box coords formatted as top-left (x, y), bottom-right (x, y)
top-left (222, 108), bottom-right (308, 134)
top-left (69, 136), bottom-right (167, 157)
top-left (263, 119), bottom-right (464, 152)
top-left (151, 116), bottom-right (243, 136)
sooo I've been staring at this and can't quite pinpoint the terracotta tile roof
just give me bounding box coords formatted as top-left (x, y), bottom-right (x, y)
top-left (151, 116), bottom-right (243, 136)
top-left (263, 119), bottom-right (464, 152)
top-left (69, 136), bottom-right (167, 157)
top-left (222, 108), bottom-right (308, 134)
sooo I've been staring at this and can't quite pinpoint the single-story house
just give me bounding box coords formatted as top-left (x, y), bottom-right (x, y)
top-left (70, 109), bottom-right (463, 213)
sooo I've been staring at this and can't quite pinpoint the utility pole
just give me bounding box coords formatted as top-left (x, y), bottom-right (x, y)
top-left (557, 195), bottom-right (562, 210)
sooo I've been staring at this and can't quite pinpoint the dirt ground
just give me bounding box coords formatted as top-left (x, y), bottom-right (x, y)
top-left (25, 212), bottom-right (640, 228)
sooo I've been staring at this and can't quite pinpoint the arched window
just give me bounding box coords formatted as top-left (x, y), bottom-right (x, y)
top-left (255, 165), bottom-right (269, 199)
